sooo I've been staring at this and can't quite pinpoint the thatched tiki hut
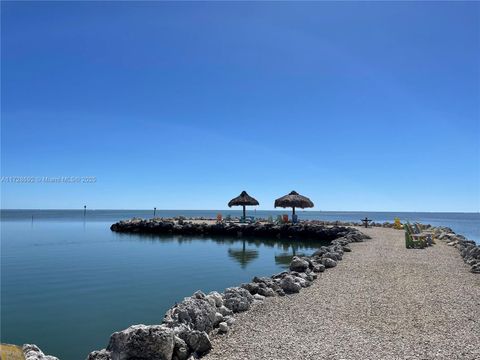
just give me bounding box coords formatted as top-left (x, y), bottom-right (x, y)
top-left (228, 191), bottom-right (259, 219)
top-left (274, 191), bottom-right (314, 218)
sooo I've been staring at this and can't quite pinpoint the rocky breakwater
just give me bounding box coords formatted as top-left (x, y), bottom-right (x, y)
top-left (110, 218), bottom-right (355, 242)
top-left (433, 227), bottom-right (480, 274)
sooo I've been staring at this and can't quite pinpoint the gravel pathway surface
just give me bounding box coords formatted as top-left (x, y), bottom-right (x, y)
top-left (204, 227), bottom-right (480, 360)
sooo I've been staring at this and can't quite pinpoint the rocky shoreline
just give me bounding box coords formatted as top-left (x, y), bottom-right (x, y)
top-left (432, 226), bottom-right (480, 273)
top-left (111, 217), bottom-right (401, 234)
top-left (110, 218), bottom-right (366, 241)
top-left (21, 220), bottom-right (479, 360)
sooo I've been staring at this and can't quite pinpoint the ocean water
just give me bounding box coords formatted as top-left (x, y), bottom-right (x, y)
top-left (1, 210), bottom-right (478, 359)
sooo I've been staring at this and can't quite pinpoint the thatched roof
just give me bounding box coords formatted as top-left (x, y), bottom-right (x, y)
top-left (228, 191), bottom-right (259, 207)
top-left (274, 191), bottom-right (314, 209)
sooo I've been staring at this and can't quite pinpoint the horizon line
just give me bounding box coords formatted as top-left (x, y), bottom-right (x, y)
top-left (1, 208), bottom-right (479, 214)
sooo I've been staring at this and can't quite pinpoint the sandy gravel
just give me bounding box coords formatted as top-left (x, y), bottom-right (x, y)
top-left (204, 227), bottom-right (480, 360)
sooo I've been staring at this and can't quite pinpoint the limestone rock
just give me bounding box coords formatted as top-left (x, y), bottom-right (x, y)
top-left (23, 345), bottom-right (59, 360)
top-left (86, 349), bottom-right (112, 360)
top-left (257, 286), bottom-right (276, 297)
top-left (218, 322), bottom-right (229, 333)
top-left (240, 282), bottom-right (260, 295)
top-left (206, 291), bottom-right (223, 308)
top-left (322, 257), bottom-right (337, 268)
top-left (223, 287), bottom-right (254, 313)
top-left (313, 264), bottom-right (325, 273)
top-left (279, 275), bottom-right (302, 294)
top-left (253, 293), bottom-right (265, 301)
top-left (289, 256), bottom-right (309, 272)
top-left (178, 330), bottom-right (212, 355)
top-left (107, 324), bottom-right (175, 360)
top-left (172, 336), bottom-right (189, 360)
top-left (217, 305), bottom-right (233, 317)
top-left (164, 296), bottom-right (217, 332)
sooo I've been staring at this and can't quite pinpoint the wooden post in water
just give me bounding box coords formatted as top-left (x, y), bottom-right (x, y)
top-left (84, 205), bottom-right (86, 217)
top-left (154, 207), bottom-right (156, 217)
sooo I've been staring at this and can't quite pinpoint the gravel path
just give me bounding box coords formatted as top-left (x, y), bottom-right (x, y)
top-left (205, 227), bottom-right (480, 360)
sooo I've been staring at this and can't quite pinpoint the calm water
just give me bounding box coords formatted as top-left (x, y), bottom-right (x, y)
top-left (1, 210), bottom-right (478, 360)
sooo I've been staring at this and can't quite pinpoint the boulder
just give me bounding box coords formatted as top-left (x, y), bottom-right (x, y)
top-left (471, 263), bottom-right (480, 274)
top-left (289, 256), bottom-right (309, 272)
top-left (253, 294), bottom-right (265, 301)
top-left (257, 286), bottom-right (276, 297)
top-left (322, 258), bottom-right (337, 268)
top-left (279, 275), bottom-right (302, 294)
top-left (164, 296), bottom-right (217, 332)
top-left (312, 248), bottom-right (328, 257)
top-left (206, 291), bottom-right (223, 308)
top-left (107, 325), bottom-right (175, 360)
top-left (172, 336), bottom-right (189, 360)
top-left (217, 305), bottom-right (233, 317)
top-left (23, 345), bottom-right (59, 360)
top-left (214, 312), bottom-right (223, 326)
top-left (322, 252), bottom-right (339, 261)
top-left (86, 349), bottom-right (112, 360)
top-left (313, 264), bottom-right (325, 273)
top-left (223, 287), bottom-right (254, 313)
top-left (177, 330), bottom-right (212, 355)
top-left (193, 290), bottom-right (206, 299)
top-left (218, 322), bottom-right (229, 334)
top-left (224, 316), bottom-right (236, 326)
top-left (240, 282), bottom-right (259, 295)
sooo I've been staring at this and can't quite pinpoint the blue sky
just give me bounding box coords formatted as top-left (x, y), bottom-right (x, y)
top-left (1, 1), bottom-right (479, 211)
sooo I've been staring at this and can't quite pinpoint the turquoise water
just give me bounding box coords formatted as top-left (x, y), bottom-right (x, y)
top-left (1, 210), bottom-right (478, 359)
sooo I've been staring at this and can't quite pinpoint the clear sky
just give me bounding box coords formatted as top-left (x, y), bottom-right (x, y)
top-left (1, 1), bottom-right (479, 212)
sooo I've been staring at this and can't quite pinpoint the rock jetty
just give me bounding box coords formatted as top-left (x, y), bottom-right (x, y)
top-left (110, 218), bottom-right (356, 241)
top-left (433, 226), bottom-right (480, 273)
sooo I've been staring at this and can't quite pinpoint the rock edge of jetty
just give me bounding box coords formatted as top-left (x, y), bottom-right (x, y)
top-left (110, 218), bottom-right (361, 241)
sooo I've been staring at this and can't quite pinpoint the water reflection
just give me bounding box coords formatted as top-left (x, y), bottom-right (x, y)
top-left (114, 232), bottom-right (329, 270)
top-left (227, 239), bottom-right (259, 269)
top-left (114, 232), bottom-right (329, 248)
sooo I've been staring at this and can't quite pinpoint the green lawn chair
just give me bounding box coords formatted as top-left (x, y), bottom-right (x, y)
top-left (404, 222), bottom-right (427, 249)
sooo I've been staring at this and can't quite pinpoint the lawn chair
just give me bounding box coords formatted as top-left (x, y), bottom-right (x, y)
top-left (404, 222), bottom-right (427, 248)
top-left (412, 223), bottom-right (433, 246)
